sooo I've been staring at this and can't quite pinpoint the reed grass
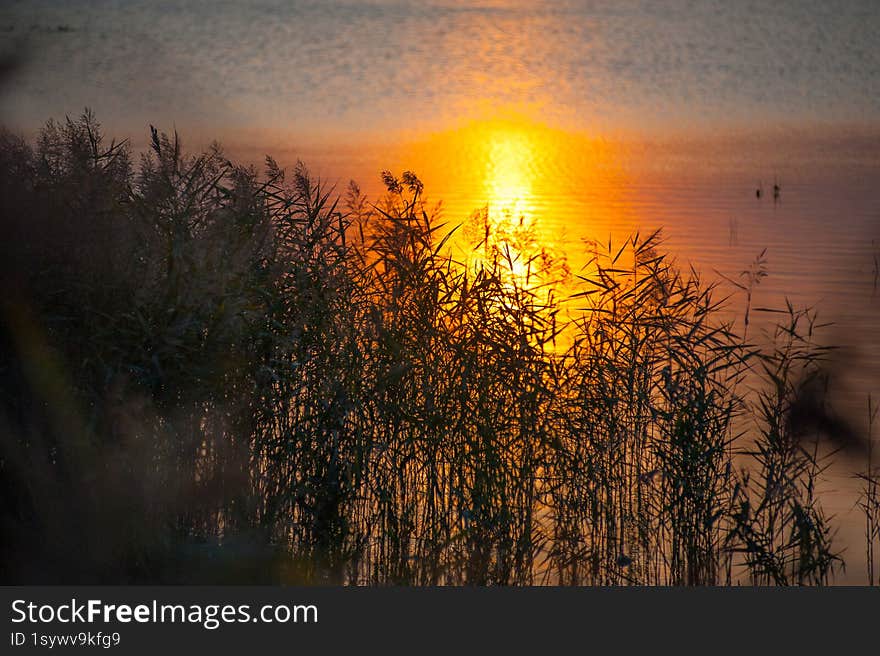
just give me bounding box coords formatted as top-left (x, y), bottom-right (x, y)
top-left (857, 395), bottom-right (879, 584)
top-left (0, 113), bottom-right (859, 584)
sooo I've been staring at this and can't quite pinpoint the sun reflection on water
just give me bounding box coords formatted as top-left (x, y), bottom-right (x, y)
top-left (483, 126), bottom-right (535, 223)
top-left (395, 117), bottom-right (630, 292)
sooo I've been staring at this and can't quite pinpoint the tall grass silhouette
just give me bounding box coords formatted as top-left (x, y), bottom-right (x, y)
top-left (0, 112), bottom-right (864, 584)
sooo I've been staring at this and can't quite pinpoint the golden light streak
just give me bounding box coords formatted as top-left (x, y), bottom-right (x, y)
top-left (395, 117), bottom-right (632, 292)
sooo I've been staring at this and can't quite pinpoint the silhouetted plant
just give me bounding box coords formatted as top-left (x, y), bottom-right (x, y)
top-left (728, 304), bottom-right (842, 585)
top-left (0, 114), bottom-right (851, 585)
top-left (856, 395), bottom-right (879, 584)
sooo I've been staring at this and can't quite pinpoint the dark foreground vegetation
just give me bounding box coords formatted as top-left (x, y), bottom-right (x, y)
top-left (1, 113), bottom-right (878, 585)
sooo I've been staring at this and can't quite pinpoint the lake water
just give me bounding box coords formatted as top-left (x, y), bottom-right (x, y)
top-left (1, 0), bottom-right (879, 582)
